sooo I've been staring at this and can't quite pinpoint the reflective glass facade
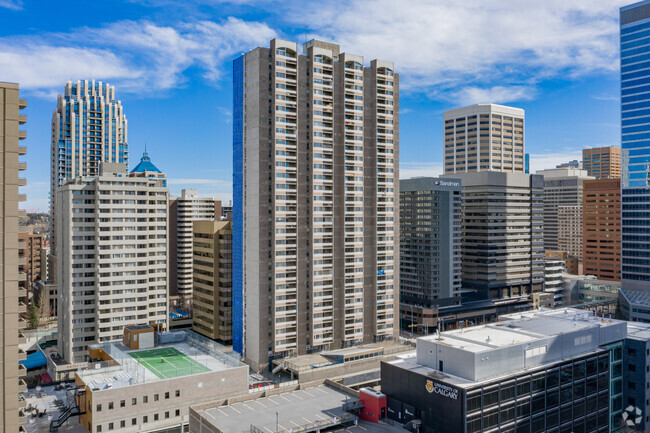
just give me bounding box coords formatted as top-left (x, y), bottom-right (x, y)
top-left (621, 2), bottom-right (650, 287)
top-left (232, 56), bottom-right (244, 354)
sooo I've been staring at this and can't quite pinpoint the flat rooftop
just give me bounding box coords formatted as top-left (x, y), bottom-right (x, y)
top-left (195, 385), bottom-right (362, 433)
top-left (421, 308), bottom-right (620, 354)
top-left (79, 337), bottom-right (243, 391)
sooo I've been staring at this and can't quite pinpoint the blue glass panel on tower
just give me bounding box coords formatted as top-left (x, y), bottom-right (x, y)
top-left (232, 55), bottom-right (245, 354)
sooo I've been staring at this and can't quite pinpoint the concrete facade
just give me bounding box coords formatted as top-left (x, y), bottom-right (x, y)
top-left (443, 104), bottom-right (525, 174)
top-left (233, 39), bottom-right (399, 371)
top-left (441, 171), bottom-right (544, 300)
top-left (583, 178), bottom-right (621, 281)
top-left (0, 82), bottom-right (28, 433)
top-left (582, 146), bottom-right (621, 180)
top-left (169, 189), bottom-right (218, 302)
top-left (192, 220), bottom-right (233, 344)
top-left (56, 163), bottom-right (169, 362)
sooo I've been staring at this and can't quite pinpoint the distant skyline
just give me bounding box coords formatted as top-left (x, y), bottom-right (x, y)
top-left (0, 0), bottom-right (626, 211)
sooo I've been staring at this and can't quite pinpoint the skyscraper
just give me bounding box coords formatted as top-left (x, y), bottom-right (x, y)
top-left (582, 146), bottom-right (621, 179)
top-left (583, 179), bottom-right (621, 281)
top-left (50, 80), bottom-right (128, 256)
top-left (537, 168), bottom-right (594, 263)
top-left (169, 189), bottom-right (218, 303)
top-left (621, 2), bottom-right (650, 289)
top-left (443, 104), bottom-right (525, 174)
top-left (129, 148), bottom-right (167, 186)
top-left (441, 171), bottom-right (545, 301)
top-left (0, 82), bottom-right (27, 433)
top-left (233, 39), bottom-right (399, 371)
top-left (56, 163), bottom-right (168, 362)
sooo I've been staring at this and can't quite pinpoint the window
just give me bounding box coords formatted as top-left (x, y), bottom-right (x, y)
top-left (154, 414), bottom-right (159, 421)
top-left (574, 335), bottom-right (592, 346)
top-left (108, 423), bottom-right (113, 431)
top-left (131, 419), bottom-right (137, 426)
top-left (526, 346), bottom-right (547, 358)
top-left (143, 396), bottom-right (148, 403)
top-left (132, 398), bottom-right (137, 405)
top-left (108, 402), bottom-right (114, 410)
top-left (175, 409), bottom-right (180, 417)
top-left (120, 400), bottom-right (125, 408)
top-left (97, 426), bottom-right (102, 433)
top-left (96, 404), bottom-right (102, 412)
top-left (175, 390), bottom-right (180, 397)
top-left (165, 392), bottom-right (170, 399)
top-left (165, 411), bottom-right (170, 419)
top-left (143, 416), bottom-right (148, 423)
top-left (120, 421), bottom-right (125, 428)
top-left (154, 394), bottom-right (159, 402)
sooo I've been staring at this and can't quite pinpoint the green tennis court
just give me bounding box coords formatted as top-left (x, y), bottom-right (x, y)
top-left (128, 347), bottom-right (210, 379)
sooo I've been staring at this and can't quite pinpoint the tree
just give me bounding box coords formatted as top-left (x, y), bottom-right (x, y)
top-left (27, 300), bottom-right (39, 329)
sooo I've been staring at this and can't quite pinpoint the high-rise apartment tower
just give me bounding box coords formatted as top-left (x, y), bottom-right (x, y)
top-left (56, 163), bottom-right (168, 362)
top-left (0, 82), bottom-right (27, 433)
top-left (443, 104), bottom-right (525, 174)
top-left (233, 39), bottom-right (399, 371)
top-left (582, 146), bottom-right (621, 179)
top-left (583, 179), bottom-right (621, 281)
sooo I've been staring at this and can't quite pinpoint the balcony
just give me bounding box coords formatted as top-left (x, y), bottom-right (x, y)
top-left (19, 408), bottom-right (27, 424)
top-left (18, 378), bottom-right (27, 393)
top-left (18, 363), bottom-right (26, 377)
top-left (19, 98), bottom-right (27, 109)
top-left (18, 318), bottom-right (26, 330)
top-left (18, 130), bottom-right (26, 140)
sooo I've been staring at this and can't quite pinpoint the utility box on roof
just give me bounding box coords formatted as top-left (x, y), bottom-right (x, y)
top-left (359, 387), bottom-right (386, 423)
top-left (123, 324), bottom-right (155, 350)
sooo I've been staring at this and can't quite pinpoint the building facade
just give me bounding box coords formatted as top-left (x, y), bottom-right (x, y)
top-left (582, 147), bottom-right (621, 179)
top-left (382, 308), bottom-right (626, 433)
top-left (192, 220), bottom-right (233, 344)
top-left (537, 168), bottom-right (594, 261)
top-left (19, 229), bottom-right (44, 289)
top-left (441, 171), bottom-right (544, 301)
top-left (399, 177), bottom-right (461, 330)
top-left (233, 38), bottom-right (399, 371)
top-left (128, 149), bottom-right (166, 187)
top-left (50, 80), bottom-right (128, 257)
top-left (544, 258), bottom-right (566, 305)
top-left (583, 179), bottom-right (621, 281)
top-left (621, 2), bottom-right (650, 289)
top-left (56, 163), bottom-right (168, 362)
top-left (169, 189), bottom-right (218, 303)
top-left (0, 82), bottom-right (28, 433)
top-left (443, 104), bottom-right (525, 174)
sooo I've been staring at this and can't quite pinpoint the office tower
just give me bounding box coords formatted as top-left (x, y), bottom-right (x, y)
top-left (621, 2), bottom-right (650, 289)
top-left (56, 163), bottom-right (168, 362)
top-left (583, 179), bottom-right (621, 281)
top-left (441, 171), bottom-right (544, 300)
top-left (556, 159), bottom-right (581, 169)
top-left (169, 189), bottom-right (218, 302)
top-left (19, 229), bottom-right (44, 288)
top-left (443, 104), bottom-right (525, 174)
top-left (192, 220), bottom-right (233, 344)
top-left (537, 168), bottom-right (593, 261)
top-left (582, 146), bottom-right (621, 179)
top-left (399, 177), bottom-right (461, 329)
top-left (0, 82), bottom-right (27, 433)
top-left (50, 80), bottom-right (128, 257)
top-left (129, 148), bottom-right (167, 186)
top-left (233, 38), bottom-right (399, 371)
top-left (40, 244), bottom-right (50, 282)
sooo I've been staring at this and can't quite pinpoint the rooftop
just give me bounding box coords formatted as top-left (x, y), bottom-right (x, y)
top-left (130, 151), bottom-right (162, 174)
top-left (620, 288), bottom-right (650, 306)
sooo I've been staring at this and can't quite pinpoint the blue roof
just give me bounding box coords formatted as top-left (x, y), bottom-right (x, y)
top-left (20, 350), bottom-right (47, 370)
top-left (130, 151), bottom-right (162, 174)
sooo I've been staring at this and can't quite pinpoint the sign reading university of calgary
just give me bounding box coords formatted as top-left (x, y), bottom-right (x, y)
top-left (426, 379), bottom-right (459, 400)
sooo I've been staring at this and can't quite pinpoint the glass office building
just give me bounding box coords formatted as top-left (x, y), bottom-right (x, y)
top-left (621, 1), bottom-right (650, 289)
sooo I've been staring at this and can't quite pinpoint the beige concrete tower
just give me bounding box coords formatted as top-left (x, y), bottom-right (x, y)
top-left (0, 82), bottom-right (28, 433)
top-left (443, 104), bottom-right (525, 174)
top-left (192, 220), bottom-right (232, 344)
top-left (57, 163), bottom-right (169, 362)
top-left (233, 39), bottom-right (399, 371)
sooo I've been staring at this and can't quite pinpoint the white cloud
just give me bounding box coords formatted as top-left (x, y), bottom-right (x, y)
top-left (287, 0), bottom-right (624, 103)
top-left (451, 86), bottom-right (537, 106)
top-left (399, 161), bottom-right (443, 179)
top-left (0, 0), bottom-right (22, 10)
top-left (1, 18), bottom-right (275, 96)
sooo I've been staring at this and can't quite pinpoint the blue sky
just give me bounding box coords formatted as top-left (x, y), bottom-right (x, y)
top-left (0, 0), bottom-right (626, 211)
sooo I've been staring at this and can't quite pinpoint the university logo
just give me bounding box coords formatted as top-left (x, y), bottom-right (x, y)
top-left (622, 405), bottom-right (642, 427)
top-left (425, 379), bottom-right (434, 393)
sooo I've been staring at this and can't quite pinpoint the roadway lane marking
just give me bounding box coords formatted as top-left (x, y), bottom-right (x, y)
top-left (279, 394), bottom-right (292, 402)
top-left (230, 405), bottom-right (241, 414)
top-left (255, 400), bottom-right (267, 408)
top-left (242, 402), bottom-right (254, 411)
top-left (302, 389), bottom-right (315, 397)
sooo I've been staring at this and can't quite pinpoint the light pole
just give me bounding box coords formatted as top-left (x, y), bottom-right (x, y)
top-left (276, 412), bottom-right (279, 432)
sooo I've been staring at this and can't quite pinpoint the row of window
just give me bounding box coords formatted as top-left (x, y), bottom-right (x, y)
top-left (95, 409), bottom-right (181, 432)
